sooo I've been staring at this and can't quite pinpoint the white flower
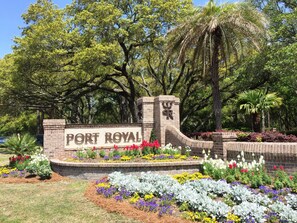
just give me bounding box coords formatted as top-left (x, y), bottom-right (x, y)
top-left (241, 151), bottom-right (245, 157)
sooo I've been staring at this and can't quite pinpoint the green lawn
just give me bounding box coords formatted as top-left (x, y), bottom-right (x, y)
top-left (0, 153), bottom-right (141, 223)
top-left (0, 149), bottom-right (11, 166)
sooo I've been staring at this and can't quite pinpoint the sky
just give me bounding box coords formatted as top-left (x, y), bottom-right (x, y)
top-left (0, 0), bottom-right (238, 59)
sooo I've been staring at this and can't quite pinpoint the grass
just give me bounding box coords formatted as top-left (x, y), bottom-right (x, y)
top-left (0, 148), bottom-right (12, 166)
top-left (0, 153), bottom-right (141, 223)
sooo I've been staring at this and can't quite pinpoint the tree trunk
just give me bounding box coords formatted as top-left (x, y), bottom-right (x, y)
top-left (261, 110), bottom-right (265, 132)
top-left (210, 29), bottom-right (222, 130)
top-left (252, 113), bottom-right (261, 132)
top-left (267, 111), bottom-right (271, 130)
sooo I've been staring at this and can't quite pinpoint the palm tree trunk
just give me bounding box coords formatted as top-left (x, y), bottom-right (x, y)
top-left (252, 113), bottom-right (261, 132)
top-left (210, 29), bottom-right (222, 130)
top-left (261, 110), bottom-right (265, 132)
top-left (267, 111), bottom-right (271, 130)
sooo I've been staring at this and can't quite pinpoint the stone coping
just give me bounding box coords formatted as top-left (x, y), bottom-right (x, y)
top-left (65, 123), bottom-right (142, 128)
top-left (50, 159), bottom-right (202, 168)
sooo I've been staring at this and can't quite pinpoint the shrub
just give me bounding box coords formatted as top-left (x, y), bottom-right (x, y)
top-left (75, 148), bottom-right (97, 159)
top-left (4, 133), bottom-right (41, 156)
top-left (9, 155), bottom-right (31, 168)
top-left (236, 131), bottom-right (297, 142)
top-left (26, 154), bottom-right (52, 179)
top-left (99, 150), bottom-right (106, 158)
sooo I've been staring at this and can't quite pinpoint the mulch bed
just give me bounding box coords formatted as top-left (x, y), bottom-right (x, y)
top-left (0, 172), bottom-right (68, 184)
top-left (84, 182), bottom-right (193, 223)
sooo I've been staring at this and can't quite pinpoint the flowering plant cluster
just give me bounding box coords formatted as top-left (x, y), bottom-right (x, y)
top-left (0, 166), bottom-right (26, 178)
top-left (70, 141), bottom-right (196, 163)
top-left (9, 155), bottom-right (31, 170)
top-left (25, 154), bottom-right (52, 179)
top-left (202, 150), bottom-right (297, 191)
top-left (74, 147), bottom-right (97, 160)
top-left (102, 171), bottom-right (297, 222)
top-left (237, 131), bottom-right (297, 142)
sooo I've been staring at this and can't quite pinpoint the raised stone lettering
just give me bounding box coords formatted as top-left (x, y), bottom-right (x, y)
top-left (66, 134), bottom-right (74, 146)
top-left (74, 133), bottom-right (84, 145)
top-left (122, 132), bottom-right (129, 142)
top-left (85, 133), bottom-right (93, 144)
top-left (105, 132), bottom-right (113, 143)
top-left (93, 133), bottom-right (99, 144)
top-left (113, 132), bottom-right (122, 143)
top-left (127, 132), bottom-right (136, 142)
top-left (136, 132), bottom-right (142, 142)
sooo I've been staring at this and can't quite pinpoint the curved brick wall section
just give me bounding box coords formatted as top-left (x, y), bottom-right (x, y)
top-left (225, 142), bottom-right (297, 173)
top-left (51, 159), bottom-right (203, 180)
top-left (165, 125), bottom-right (213, 157)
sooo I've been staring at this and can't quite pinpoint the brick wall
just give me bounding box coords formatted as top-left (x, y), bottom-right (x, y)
top-left (43, 119), bottom-right (66, 159)
top-left (225, 142), bottom-right (297, 173)
top-left (165, 126), bottom-right (297, 173)
top-left (51, 159), bottom-right (202, 180)
top-left (165, 125), bottom-right (213, 157)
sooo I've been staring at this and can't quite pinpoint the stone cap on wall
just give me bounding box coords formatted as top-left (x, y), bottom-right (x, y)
top-left (154, 95), bottom-right (180, 103)
top-left (43, 119), bottom-right (66, 126)
top-left (225, 141), bottom-right (297, 155)
top-left (137, 97), bottom-right (155, 103)
top-left (43, 119), bottom-right (66, 130)
top-left (66, 123), bottom-right (142, 128)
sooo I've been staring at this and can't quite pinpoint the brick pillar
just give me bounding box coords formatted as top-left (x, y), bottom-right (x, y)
top-left (154, 95), bottom-right (180, 146)
top-left (43, 119), bottom-right (66, 159)
top-left (137, 97), bottom-right (155, 141)
top-left (212, 132), bottom-right (237, 160)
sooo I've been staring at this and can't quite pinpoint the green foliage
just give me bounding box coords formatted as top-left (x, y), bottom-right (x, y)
top-left (237, 90), bottom-right (282, 132)
top-left (250, 175), bottom-right (263, 189)
top-left (26, 154), bottom-right (52, 179)
top-left (0, 112), bottom-right (37, 136)
top-left (273, 180), bottom-right (284, 190)
top-left (4, 134), bottom-right (41, 156)
top-left (149, 129), bottom-right (157, 142)
top-left (75, 148), bottom-right (97, 159)
top-left (99, 150), bottom-right (106, 158)
top-left (167, 0), bottom-right (267, 130)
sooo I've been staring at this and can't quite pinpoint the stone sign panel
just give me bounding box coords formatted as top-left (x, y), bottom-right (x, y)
top-left (65, 126), bottom-right (142, 149)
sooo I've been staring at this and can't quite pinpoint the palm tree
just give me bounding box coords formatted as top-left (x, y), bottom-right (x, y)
top-left (238, 90), bottom-right (282, 132)
top-left (166, 0), bottom-right (267, 130)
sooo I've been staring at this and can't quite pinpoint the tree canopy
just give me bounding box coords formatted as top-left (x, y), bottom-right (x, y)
top-left (0, 0), bottom-right (296, 135)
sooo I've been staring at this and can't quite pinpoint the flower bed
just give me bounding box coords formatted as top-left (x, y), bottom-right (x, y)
top-left (93, 171), bottom-right (297, 222)
top-left (189, 131), bottom-right (297, 142)
top-left (65, 141), bottom-right (200, 163)
top-left (1, 154), bottom-right (52, 180)
top-left (202, 150), bottom-right (297, 192)
top-left (88, 151), bottom-right (297, 222)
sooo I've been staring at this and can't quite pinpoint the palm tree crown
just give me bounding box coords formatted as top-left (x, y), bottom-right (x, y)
top-left (167, 0), bottom-right (268, 130)
top-left (238, 90), bottom-right (282, 132)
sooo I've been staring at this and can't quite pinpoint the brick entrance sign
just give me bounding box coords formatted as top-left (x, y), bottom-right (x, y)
top-left (44, 95), bottom-right (297, 173)
top-left (43, 95), bottom-right (180, 159)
